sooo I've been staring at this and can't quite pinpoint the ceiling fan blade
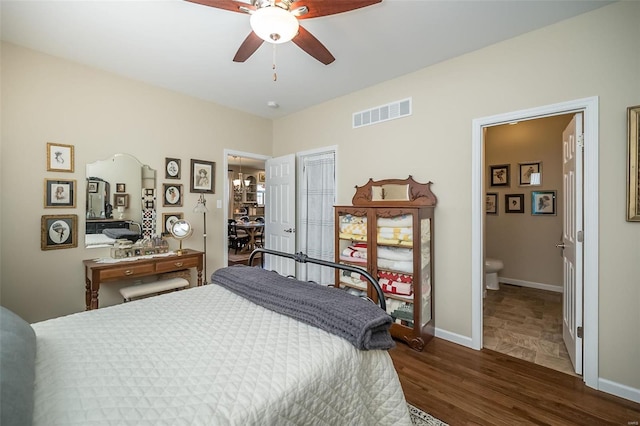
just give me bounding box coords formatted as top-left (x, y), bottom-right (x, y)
top-left (233, 32), bottom-right (265, 62)
top-left (292, 25), bottom-right (335, 65)
top-left (291, 0), bottom-right (381, 19)
top-left (185, 0), bottom-right (255, 14)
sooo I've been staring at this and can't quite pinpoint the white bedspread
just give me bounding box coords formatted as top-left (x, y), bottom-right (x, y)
top-left (32, 284), bottom-right (411, 425)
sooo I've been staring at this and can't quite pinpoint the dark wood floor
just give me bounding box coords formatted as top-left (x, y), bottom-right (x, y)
top-left (390, 338), bottom-right (640, 425)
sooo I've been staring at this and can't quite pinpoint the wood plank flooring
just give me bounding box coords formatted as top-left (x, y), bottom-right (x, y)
top-left (389, 338), bottom-right (640, 425)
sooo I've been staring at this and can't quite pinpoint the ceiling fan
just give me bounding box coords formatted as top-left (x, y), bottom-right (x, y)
top-left (186, 0), bottom-right (382, 65)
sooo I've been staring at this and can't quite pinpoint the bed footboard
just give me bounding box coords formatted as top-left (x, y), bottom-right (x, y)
top-left (248, 248), bottom-right (386, 311)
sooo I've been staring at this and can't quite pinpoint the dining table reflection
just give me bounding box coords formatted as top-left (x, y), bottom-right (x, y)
top-left (234, 222), bottom-right (264, 253)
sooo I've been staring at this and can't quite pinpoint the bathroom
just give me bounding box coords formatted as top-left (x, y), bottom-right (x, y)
top-left (483, 113), bottom-right (576, 375)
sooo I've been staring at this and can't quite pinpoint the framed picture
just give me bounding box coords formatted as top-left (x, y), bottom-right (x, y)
top-left (490, 164), bottom-right (510, 187)
top-left (46, 142), bottom-right (74, 172)
top-left (505, 194), bottom-right (524, 213)
top-left (116, 183), bottom-right (126, 193)
top-left (258, 171), bottom-right (266, 183)
top-left (88, 181), bottom-right (98, 193)
top-left (163, 184), bottom-right (183, 207)
top-left (627, 105), bottom-right (640, 221)
top-left (519, 162), bottom-right (542, 186)
top-left (486, 193), bottom-right (498, 215)
top-left (165, 157), bottom-right (181, 180)
top-left (44, 179), bottom-right (76, 208)
top-left (114, 193), bottom-right (129, 208)
top-left (190, 159), bottom-right (215, 193)
top-left (41, 214), bottom-right (77, 250)
top-left (162, 212), bottom-right (184, 236)
top-left (532, 190), bottom-right (557, 215)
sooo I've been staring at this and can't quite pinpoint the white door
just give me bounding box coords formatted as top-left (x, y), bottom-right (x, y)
top-left (264, 154), bottom-right (296, 276)
top-left (561, 113), bottom-right (583, 375)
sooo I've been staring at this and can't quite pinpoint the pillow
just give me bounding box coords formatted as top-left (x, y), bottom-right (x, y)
top-left (0, 307), bottom-right (36, 426)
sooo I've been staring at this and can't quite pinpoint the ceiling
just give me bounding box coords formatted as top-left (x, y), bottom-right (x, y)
top-left (1, 0), bottom-right (611, 119)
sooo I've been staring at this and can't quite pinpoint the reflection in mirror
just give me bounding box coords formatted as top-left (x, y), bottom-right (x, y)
top-left (85, 153), bottom-right (156, 248)
top-left (371, 184), bottom-right (410, 201)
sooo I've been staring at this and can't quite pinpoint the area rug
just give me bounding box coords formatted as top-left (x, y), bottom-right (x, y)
top-left (408, 404), bottom-right (449, 426)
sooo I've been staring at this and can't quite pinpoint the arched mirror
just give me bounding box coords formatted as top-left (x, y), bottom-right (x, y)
top-left (85, 153), bottom-right (156, 248)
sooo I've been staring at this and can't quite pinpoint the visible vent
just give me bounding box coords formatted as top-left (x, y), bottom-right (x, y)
top-left (352, 98), bottom-right (412, 129)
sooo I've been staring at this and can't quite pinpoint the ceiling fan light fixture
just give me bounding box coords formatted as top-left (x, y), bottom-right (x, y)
top-left (250, 6), bottom-right (299, 44)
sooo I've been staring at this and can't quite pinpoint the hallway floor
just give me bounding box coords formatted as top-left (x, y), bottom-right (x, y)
top-left (483, 283), bottom-right (577, 376)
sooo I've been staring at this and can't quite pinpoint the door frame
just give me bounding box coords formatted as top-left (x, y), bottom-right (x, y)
top-left (470, 97), bottom-right (599, 389)
top-left (222, 149), bottom-right (271, 266)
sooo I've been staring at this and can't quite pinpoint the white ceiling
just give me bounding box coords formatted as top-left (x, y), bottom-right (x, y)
top-left (1, 0), bottom-right (611, 119)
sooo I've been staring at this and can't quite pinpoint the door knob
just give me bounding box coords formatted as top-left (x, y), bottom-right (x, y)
top-left (555, 242), bottom-right (566, 249)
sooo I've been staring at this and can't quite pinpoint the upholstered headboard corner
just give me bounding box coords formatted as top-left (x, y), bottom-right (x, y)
top-left (0, 306), bottom-right (36, 426)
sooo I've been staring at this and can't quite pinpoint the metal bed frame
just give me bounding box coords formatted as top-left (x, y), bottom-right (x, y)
top-left (248, 248), bottom-right (386, 311)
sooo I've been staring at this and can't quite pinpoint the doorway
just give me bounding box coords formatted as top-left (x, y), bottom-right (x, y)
top-left (483, 115), bottom-right (575, 375)
top-left (223, 150), bottom-right (270, 267)
top-left (471, 97), bottom-right (599, 389)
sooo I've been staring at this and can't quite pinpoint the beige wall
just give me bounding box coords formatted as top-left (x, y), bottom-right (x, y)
top-left (1, 1), bottom-right (639, 397)
top-left (0, 42), bottom-right (272, 322)
top-left (485, 115), bottom-right (572, 288)
top-left (273, 2), bottom-right (640, 390)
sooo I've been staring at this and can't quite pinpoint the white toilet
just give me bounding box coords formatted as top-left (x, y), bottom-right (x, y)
top-left (484, 258), bottom-right (504, 291)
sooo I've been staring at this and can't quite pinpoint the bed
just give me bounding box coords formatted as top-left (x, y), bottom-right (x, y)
top-left (1, 250), bottom-right (412, 426)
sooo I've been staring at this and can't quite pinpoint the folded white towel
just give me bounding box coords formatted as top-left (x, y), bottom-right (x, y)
top-left (377, 214), bottom-right (412, 228)
top-left (377, 246), bottom-right (413, 261)
top-left (378, 258), bottom-right (413, 274)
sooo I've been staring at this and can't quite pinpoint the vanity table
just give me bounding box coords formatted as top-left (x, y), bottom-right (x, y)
top-left (83, 249), bottom-right (204, 310)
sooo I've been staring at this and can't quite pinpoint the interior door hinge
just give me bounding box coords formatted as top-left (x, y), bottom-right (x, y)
top-left (577, 326), bottom-right (583, 339)
top-left (577, 230), bottom-right (584, 242)
top-left (577, 134), bottom-right (584, 149)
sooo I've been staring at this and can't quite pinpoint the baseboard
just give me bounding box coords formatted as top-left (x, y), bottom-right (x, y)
top-left (598, 377), bottom-right (640, 403)
top-left (499, 277), bottom-right (563, 293)
top-left (434, 328), bottom-right (474, 349)
top-left (436, 327), bottom-right (640, 404)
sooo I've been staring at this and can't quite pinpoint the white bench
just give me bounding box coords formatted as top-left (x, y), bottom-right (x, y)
top-left (120, 277), bottom-right (189, 302)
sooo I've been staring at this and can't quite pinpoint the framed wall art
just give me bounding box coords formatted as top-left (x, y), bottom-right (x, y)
top-left (486, 193), bottom-right (498, 215)
top-left (114, 193), bottom-right (129, 208)
top-left (190, 159), bottom-right (215, 193)
top-left (165, 157), bottom-right (181, 180)
top-left (627, 105), bottom-right (640, 221)
top-left (41, 214), bottom-right (77, 250)
top-left (258, 171), bottom-right (266, 183)
top-left (532, 190), bottom-right (557, 215)
top-left (46, 142), bottom-right (74, 172)
top-left (519, 161), bottom-right (542, 186)
top-left (505, 194), bottom-right (524, 213)
top-left (163, 184), bottom-right (183, 207)
top-left (490, 164), bottom-right (510, 187)
top-left (44, 179), bottom-right (76, 208)
top-left (116, 183), bottom-right (126, 193)
top-left (162, 212), bottom-right (184, 236)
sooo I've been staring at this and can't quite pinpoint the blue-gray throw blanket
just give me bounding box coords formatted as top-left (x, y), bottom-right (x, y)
top-left (211, 266), bottom-right (395, 350)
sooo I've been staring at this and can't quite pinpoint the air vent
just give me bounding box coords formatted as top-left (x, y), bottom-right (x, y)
top-left (352, 98), bottom-right (412, 129)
